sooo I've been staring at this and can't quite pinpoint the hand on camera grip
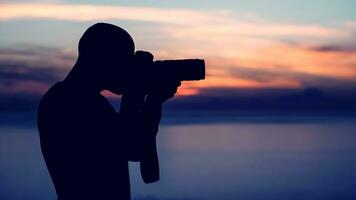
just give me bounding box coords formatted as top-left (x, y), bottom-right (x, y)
top-left (146, 80), bottom-right (181, 104)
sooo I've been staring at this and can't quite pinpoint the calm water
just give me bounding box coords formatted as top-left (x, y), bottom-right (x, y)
top-left (1, 120), bottom-right (356, 200)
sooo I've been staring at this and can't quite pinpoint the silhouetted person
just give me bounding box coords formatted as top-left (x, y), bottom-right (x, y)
top-left (37, 23), bottom-right (180, 199)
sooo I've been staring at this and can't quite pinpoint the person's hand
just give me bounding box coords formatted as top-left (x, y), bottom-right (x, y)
top-left (146, 80), bottom-right (181, 105)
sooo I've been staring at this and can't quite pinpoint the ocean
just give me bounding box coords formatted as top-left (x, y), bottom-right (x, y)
top-left (1, 116), bottom-right (356, 200)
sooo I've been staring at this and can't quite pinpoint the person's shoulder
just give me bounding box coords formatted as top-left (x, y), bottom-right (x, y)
top-left (44, 81), bottom-right (66, 98)
top-left (39, 82), bottom-right (67, 106)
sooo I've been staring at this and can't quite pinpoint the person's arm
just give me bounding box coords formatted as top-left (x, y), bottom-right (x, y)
top-left (117, 50), bottom-right (180, 183)
top-left (117, 50), bottom-right (158, 162)
top-left (139, 81), bottom-right (181, 183)
top-left (117, 93), bottom-right (165, 161)
top-left (137, 95), bottom-right (163, 183)
top-left (117, 81), bottom-right (180, 183)
top-left (118, 92), bottom-right (147, 161)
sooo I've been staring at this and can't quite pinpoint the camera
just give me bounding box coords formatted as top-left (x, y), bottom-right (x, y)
top-left (133, 51), bottom-right (205, 82)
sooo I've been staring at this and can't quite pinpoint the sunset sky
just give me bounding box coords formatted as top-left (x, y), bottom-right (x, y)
top-left (1, 0), bottom-right (356, 97)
